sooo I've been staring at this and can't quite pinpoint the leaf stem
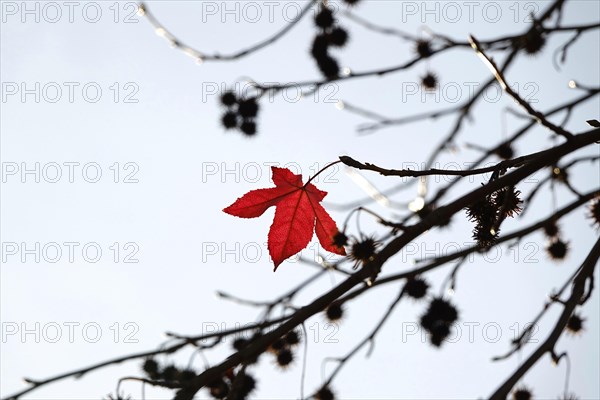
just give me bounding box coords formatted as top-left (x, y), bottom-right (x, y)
top-left (304, 160), bottom-right (343, 186)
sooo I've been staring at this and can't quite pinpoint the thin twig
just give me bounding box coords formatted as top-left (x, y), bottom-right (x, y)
top-left (469, 35), bottom-right (574, 140)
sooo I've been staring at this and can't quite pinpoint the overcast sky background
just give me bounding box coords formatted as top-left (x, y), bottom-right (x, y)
top-left (1, 1), bottom-right (599, 399)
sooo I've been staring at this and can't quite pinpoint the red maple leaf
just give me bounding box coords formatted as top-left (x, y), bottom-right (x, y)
top-left (223, 166), bottom-right (346, 270)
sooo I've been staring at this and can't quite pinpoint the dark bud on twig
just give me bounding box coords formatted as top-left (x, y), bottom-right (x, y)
top-left (586, 119), bottom-right (600, 127)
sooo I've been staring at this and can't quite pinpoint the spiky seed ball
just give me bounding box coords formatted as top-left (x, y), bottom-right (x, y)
top-left (238, 98), bottom-right (259, 118)
top-left (415, 40), bottom-right (432, 58)
top-left (220, 91), bottom-right (237, 107)
top-left (350, 237), bottom-right (378, 262)
top-left (473, 223), bottom-right (500, 248)
top-left (161, 365), bottom-right (179, 381)
top-left (512, 387), bottom-right (532, 400)
top-left (493, 187), bottom-right (523, 218)
top-left (420, 297), bottom-right (459, 347)
top-left (327, 27), bottom-right (348, 47)
top-left (419, 311), bottom-right (436, 332)
top-left (589, 198), bottom-right (600, 227)
top-left (315, 386), bottom-right (335, 400)
top-left (465, 197), bottom-right (497, 224)
top-left (325, 302), bottom-right (344, 321)
top-left (276, 348), bottom-right (294, 367)
top-left (547, 238), bottom-right (568, 260)
top-left (142, 358), bottom-right (160, 379)
top-left (520, 27), bottom-right (546, 55)
top-left (315, 7), bottom-right (334, 29)
top-left (495, 143), bottom-right (514, 160)
top-left (332, 231), bottom-right (348, 249)
top-left (240, 120), bottom-right (257, 136)
top-left (566, 314), bottom-right (585, 334)
top-left (239, 373), bottom-right (257, 398)
top-left (311, 34), bottom-right (329, 58)
top-left (222, 111), bottom-right (238, 129)
top-left (543, 220), bottom-right (560, 238)
top-left (405, 277), bottom-right (429, 299)
top-left (316, 54), bottom-right (340, 79)
top-left (421, 72), bottom-right (438, 90)
top-left (285, 330), bottom-right (301, 346)
top-left (427, 298), bottom-right (459, 323)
